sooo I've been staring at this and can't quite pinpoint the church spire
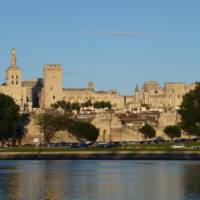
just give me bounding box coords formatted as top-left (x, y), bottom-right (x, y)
top-left (135, 84), bottom-right (139, 93)
top-left (11, 47), bottom-right (16, 66)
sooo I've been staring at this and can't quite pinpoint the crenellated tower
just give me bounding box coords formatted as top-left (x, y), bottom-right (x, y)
top-left (43, 64), bottom-right (63, 108)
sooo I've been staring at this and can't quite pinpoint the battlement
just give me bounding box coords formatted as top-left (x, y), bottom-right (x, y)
top-left (44, 64), bottom-right (62, 71)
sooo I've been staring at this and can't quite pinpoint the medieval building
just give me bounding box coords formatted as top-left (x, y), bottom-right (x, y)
top-left (0, 48), bottom-right (196, 112)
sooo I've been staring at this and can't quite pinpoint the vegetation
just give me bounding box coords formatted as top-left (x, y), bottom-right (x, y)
top-left (0, 141), bottom-right (200, 153)
top-left (141, 103), bottom-right (150, 110)
top-left (164, 125), bottom-right (181, 140)
top-left (34, 112), bottom-right (70, 145)
top-left (51, 100), bottom-right (80, 114)
top-left (178, 82), bottom-right (200, 136)
top-left (34, 111), bottom-right (99, 145)
top-left (68, 120), bottom-right (99, 142)
top-left (81, 100), bottom-right (93, 107)
top-left (139, 124), bottom-right (156, 140)
top-left (93, 101), bottom-right (112, 109)
top-left (51, 99), bottom-right (112, 112)
top-left (0, 93), bottom-right (27, 146)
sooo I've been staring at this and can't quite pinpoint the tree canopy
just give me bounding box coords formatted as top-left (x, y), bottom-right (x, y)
top-left (51, 100), bottom-right (80, 114)
top-left (178, 82), bottom-right (200, 136)
top-left (34, 111), bottom-right (70, 145)
top-left (93, 101), bottom-right (112, 109)
top-left (139, 124), bottom-right (156, 140)
top-left (68, 120), bottom-right (99, 142)
top-left (51, 100), bottom-right (113, 113)
top-left (164, 125), bottom-right (181, 140)
top-left (0, 93), bottom-right (26, 146)
top-left (34, 111), bottom-right (99, 145)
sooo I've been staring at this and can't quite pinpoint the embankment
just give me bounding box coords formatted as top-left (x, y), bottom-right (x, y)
top-left (0, 151), bottom-right (200, 160)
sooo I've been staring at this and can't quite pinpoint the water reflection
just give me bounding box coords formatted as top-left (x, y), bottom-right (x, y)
top-left (182, 164), bottom-right (200, 200)
top-left (0, 160), bottom-right (199, 200)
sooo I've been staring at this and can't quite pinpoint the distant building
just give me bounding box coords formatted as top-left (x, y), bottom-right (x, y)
top-left (0, 48), bottom-right (196, 112)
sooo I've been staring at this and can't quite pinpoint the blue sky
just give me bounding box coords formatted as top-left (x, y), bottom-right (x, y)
top-left (0, 0), bottom-right (200, 95)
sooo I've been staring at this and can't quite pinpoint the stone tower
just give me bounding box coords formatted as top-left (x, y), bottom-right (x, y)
top-left (134, 84), bottom-right (140, 104)
top-left (43, 64), bottom-right (63, 108)
top-left (87, 81), bottom-right (95, 90)
top-left (4, 48), bottom-right (27, 109)
top-left (6, 48), bottom-right (22, 87)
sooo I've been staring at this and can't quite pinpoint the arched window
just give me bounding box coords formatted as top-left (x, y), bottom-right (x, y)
top-left (16, 75), bottom-right (18, 79)
top-left (16, 81), bottom-right (18, 85)
top-left (12, 80), bottom-right (14, 85)
top-left (53, 95), bottom-right (55, 99)
top-left (12, 75), bottom-right (14, 79)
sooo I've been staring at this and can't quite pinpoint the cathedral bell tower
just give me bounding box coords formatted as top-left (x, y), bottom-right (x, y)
top-left (6, 48), bottom-right (22, 87)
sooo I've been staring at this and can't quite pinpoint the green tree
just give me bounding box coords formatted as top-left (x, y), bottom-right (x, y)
top-left (71, 102), bottom-right (81, 113)
top-left (164, 125), bottom-right (181, 140)
top-left (12, 113), bottom-right (30, 145)
top-left (178, 82), bottom-right (200, 136)
top-left (139, 124), bottom-right (156, 140)
top-left (93, 101), bottom-right (112, 109)
top-left (68, 120), bottom-right (99, 142)
top-left (0, 93), bottom-right (20, 146)
top-left (34, 111), bottom-right (70, 145)
top-left (81, 99), bottom-right (93, 107)
top-left (51, 100), bottom-right (80, 114)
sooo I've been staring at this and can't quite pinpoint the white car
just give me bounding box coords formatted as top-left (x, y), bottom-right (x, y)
top-left (191, 146), bottom-right (200, 150)
top-left (171, 144), bottom-right (185, 149)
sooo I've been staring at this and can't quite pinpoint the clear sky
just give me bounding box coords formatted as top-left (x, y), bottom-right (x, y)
top-left (0, 0), bottom-right (200, 95)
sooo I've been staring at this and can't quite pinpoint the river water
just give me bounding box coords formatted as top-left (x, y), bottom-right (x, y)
top-left (0, 160), bottom-right (200, 200)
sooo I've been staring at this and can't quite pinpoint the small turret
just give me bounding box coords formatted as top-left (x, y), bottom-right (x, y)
top-left (87, 81), bottom-right (95, 90)
top-left (134, 84), bottom-right (139, 93)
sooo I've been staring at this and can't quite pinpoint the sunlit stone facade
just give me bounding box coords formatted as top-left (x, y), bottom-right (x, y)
top-left (0, 48), bottom-right (196, 112)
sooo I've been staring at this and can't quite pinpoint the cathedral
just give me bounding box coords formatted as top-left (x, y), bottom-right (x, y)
top-left (0, 48), bottom-right (196, 112)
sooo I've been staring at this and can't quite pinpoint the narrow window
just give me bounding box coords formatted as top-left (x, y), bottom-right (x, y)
top-left (53, 95), bottom-right (55, 99)
top-left (12, 75), bottom-right (14, 79)
top-left (16, 81), bottom-right (18, 85)
top-left (12, 80), bottom-right (14, 85)
top-left (16, 75), bottom-right (18, 79)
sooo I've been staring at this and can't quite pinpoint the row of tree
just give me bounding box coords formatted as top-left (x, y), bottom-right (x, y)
top-left (1, 82), bottom-right (200, 146)
top-left (51, 100), bottom-right (112, 113)
top-left (34, 111), bottom-right (99, 145)
top-left (0, 94), bottom-right (99, 146)
top-left (139, 82), bottom-right (200, 140)
top-left (138, 124), bottom-right (181, 140)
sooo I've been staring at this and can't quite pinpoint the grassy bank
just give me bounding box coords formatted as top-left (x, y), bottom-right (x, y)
top-left (0, 142), bottom-right (200, 152)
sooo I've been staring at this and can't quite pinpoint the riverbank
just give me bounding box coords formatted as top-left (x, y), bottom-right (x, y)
top-left (0, 151), bottom-right (200, 160)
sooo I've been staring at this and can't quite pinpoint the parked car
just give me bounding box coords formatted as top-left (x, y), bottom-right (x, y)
top-left (70, 142), bottom-right (80, 148)
top-left (151, 137), bottom-right (166, 144)
top-left (94, 142), bottom-right (109, 148)
top-left (191, 146), bottom-right (200, 150)
top-left (171, 144), bottom-right (185, 149)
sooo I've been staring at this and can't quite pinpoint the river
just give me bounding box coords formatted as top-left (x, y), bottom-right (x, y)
top-left (0, 160), bottom-right (200, 200)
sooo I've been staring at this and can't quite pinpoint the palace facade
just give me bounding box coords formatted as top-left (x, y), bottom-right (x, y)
top-left (0, 48), bottom-right (196, 112)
